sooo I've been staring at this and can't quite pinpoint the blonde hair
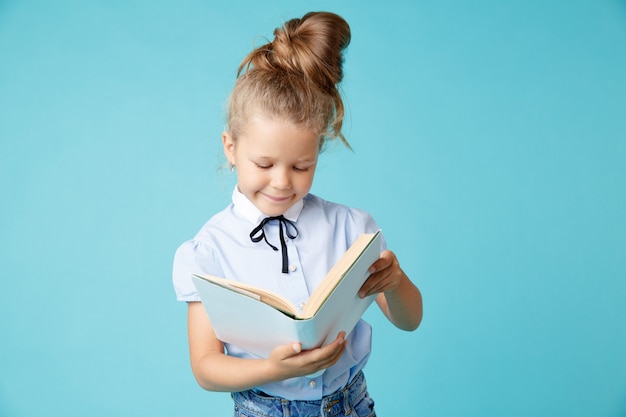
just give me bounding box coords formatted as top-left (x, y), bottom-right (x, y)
top-left (226, 11), bottom-right (351, 149)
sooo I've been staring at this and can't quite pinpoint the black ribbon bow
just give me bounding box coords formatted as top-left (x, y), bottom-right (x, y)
top-left (250, 215), bottom-right (299, 273)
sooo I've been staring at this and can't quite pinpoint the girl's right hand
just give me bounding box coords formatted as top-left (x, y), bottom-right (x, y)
top-left (267, 332), bottom-right (347, 379)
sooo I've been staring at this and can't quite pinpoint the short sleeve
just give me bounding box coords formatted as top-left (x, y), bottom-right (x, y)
top-left (345, 207), bottom-right (388, 252)
top-left (172, 239), bottom-right (224, 302)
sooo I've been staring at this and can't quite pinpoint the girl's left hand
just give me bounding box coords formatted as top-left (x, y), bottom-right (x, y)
top-left (358, 250), bottom-right (403, 298)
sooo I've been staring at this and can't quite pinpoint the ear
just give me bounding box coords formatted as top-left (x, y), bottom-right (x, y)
top-left (222, 132), bottom-right (236, 166)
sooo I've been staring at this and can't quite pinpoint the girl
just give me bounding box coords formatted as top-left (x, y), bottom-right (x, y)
top-left (173, 11), bottom-right (422, 417)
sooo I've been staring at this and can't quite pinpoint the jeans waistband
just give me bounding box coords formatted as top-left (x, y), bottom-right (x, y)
top-left (232, 371), bottom-right (368, 417)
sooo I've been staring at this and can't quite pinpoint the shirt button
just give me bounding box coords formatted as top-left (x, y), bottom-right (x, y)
top-left (299, 302), bottom-right (306, 310)
top-left (309, 380), bottom-right (317, 388)
top-left (288, 264), bottom-right (297, 272)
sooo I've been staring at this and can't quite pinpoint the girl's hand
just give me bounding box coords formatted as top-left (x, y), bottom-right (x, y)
top-left (267, 332), bottom-right (346, 379)
top-left (358, 249), bottom-right (423, 331)
top-left (359, 250), bottom-right (403, 298)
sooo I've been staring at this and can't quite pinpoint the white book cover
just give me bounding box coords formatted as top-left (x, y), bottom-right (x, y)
top-left (191, 231), bottom-right (381, 358)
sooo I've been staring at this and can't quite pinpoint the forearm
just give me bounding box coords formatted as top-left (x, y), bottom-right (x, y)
top-left (379, 273), bottom-right (423, 331)
top-left (191, 352), bottom-right (279, 392)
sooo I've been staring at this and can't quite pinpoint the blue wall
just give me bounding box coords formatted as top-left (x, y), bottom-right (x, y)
top-left (1, 1), bottom-right (625, 416)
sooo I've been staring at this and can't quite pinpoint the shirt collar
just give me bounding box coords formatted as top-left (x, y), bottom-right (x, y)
top-left (232, 186), bottom-right (304, 225)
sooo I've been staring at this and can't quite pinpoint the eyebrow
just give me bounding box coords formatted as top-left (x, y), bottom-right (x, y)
top-left (253, 156), bottom-right (317, 163)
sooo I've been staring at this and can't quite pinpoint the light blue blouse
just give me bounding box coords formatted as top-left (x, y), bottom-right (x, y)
top-left (172, 187), bottom-right (384, 400)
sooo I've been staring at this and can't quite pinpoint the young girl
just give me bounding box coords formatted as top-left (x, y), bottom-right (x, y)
top-left (173, 11), bottom-right (422, 417)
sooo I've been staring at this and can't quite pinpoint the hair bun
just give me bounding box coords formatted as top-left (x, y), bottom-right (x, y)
top-left (268, 12), bottom-right (351, 91)
top-left (231, 12), bottom-right (352, 148)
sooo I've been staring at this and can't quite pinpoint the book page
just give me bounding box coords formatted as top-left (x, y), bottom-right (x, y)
top-left (194, 275), bottom-right (300, 318)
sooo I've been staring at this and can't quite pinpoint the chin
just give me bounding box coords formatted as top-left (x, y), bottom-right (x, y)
top-left (260, 207), bottom-right (287, 217)
top-left (256, 196), bottom-right (296, 216)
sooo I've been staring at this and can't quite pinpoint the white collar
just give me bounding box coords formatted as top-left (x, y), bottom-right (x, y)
top-left (232, 186), bottom-right (304, 225)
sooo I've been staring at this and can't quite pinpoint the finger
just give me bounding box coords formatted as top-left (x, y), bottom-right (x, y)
top-left (303, 332), bottom-right (346, 364)
top-left (359, 275), bottom-right (376, 298)
top-left (311, 338), bottom-right (346, 369)
top-left (272, 341), bottom-right (303, 361)
top-left (362, 270), bottom-right (399, 297)
top-left (359, 272), bottom-right (388, 298)
top-left (368, 250), bottom-right (395, 274)
top-left (316, 332), bottom-right (346, 356)
top-left (368, 258), bottom-right (387, 274)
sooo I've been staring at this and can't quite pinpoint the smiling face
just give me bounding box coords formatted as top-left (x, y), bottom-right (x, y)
top-left (223, 116), bottom-right (320, 217)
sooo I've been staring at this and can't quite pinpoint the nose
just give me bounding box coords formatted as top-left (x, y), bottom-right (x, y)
top-left (270, 167), bottom-right (292, 190)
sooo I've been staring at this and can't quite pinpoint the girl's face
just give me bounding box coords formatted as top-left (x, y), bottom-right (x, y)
top-left (223, 116), bottom-right (320, 217)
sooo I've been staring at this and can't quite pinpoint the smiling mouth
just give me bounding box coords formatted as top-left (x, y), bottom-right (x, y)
top-left (262, 193), bottom-right (292, 203)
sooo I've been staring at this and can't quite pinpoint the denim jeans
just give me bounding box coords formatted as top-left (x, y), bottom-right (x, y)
top-left (231, 371), bottom-right (376, 417)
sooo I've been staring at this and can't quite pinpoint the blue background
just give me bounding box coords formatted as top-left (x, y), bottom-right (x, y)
top-left (1, 1), bottom-right (625, 416)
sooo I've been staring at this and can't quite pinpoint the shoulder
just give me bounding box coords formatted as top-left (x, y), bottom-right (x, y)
top-left (302, 193), bottom-right (380, 234)
top-left (192, 205), bottom-right (236, 243)
top-left (176, 202), bottom-right (255, 259)
top-left (172, 205), bottom-right (243, 301)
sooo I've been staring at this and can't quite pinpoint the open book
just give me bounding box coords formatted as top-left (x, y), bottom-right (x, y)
top-left (191, 230), bottom-right (381, 358)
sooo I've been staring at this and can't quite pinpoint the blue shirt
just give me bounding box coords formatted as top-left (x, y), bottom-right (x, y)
top-left (172, 187), bottom-right (384, 400)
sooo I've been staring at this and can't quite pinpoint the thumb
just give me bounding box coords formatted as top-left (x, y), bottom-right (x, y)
top-left (273, 341), bottom-right (302, 360)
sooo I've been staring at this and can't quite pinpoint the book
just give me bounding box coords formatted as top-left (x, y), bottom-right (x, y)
top-left (191, 230), bottom-right (381, 359)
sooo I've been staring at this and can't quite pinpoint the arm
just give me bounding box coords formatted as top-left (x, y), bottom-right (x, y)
top-left (359, 250), bottom-right (423, 331)
top-left (187, 302), bottom-right (347, 392)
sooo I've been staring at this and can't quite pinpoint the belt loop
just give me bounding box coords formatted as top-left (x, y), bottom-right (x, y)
top-left (282, 398), bottom-right (290, 417)
top-left (342, 385), bottom-right (351, 415)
